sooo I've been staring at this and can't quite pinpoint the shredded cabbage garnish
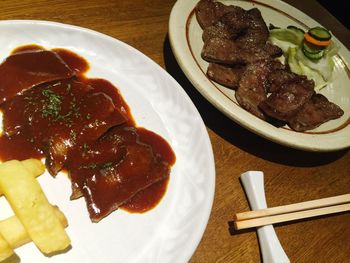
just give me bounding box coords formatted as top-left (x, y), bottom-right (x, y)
top-left (269, 28), bottom-right (338, 91)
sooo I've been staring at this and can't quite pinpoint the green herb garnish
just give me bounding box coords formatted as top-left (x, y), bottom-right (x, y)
top-left (41, 89), bottom-right (62, 118)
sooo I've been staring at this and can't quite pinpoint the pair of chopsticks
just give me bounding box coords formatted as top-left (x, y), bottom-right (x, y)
top-left (234, 193), bottom-right (350, 230)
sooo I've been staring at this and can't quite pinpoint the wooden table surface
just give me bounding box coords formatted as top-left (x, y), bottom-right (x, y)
top-left (1, 0), bottom-right (349, 262)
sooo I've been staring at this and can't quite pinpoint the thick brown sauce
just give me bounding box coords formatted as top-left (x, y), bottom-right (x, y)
top-left (0, 45), bottom-right (175, 219)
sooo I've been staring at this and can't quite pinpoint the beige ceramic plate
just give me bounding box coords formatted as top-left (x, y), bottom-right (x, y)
top-left (169, 0), bottom-right (350, 152)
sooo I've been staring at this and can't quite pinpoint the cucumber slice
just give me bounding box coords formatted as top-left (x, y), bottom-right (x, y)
top-left (287, 25), bottom-right (305, 35)
top-left (308, 27), bottom-right (331, 41)
top-left (302, 41), bottom-right (324, 54)
top-left (302, 46), bottom-right (324, 60)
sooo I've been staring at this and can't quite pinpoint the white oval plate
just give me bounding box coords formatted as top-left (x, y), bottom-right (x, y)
top-left (0, 20), bottom-right (215, 263)
top-left (169, 0), bottom-right (350, 152)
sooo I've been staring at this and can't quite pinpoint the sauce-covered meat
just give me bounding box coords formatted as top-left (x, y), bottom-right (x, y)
top-left (0, 45), bottom-right (175, 222)
top-left (0, 49), bottom-right (74, 104)
top-left (66, 126), bottom-right (172, 221)
top-left (2, 79), bottom-right (127, 175)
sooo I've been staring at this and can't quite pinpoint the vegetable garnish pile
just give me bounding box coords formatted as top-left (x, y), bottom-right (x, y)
top-left (269, 25), bottom-right (338, 91)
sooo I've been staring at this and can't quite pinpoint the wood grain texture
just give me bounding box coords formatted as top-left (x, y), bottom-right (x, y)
top-left (0, 0), bottom-right (349, 262)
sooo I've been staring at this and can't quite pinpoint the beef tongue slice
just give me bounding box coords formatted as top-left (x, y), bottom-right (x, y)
top-left (264, 43), bottom-right (283, 58)
top-left (267, 69), bottom-right (300, 93)
top-left (202, 37), bottom-right (270, 65)
top-left (235, 8), bottom-right (269, 49)
top-left (207, 63), bottom-right (245, 89)
top-left (288, 94), bottom-right (344, 131)
top-left (259, 76), bottom-right (315, 121)
top-left (0, 50), bottom-right (74, 104)
top-left (202, 21), bottom-right (239, 43)
top-left (69, 126), bottom-right (171, 222)
top-left (235, 59), bottom-right (273, 119)
top-left (195, 0), bottom-right (241, 29)
top-left (2, 79), bottom-right (127, 175)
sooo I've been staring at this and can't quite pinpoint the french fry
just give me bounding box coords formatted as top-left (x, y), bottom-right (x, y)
top-left (0, 232), bottom-right (13, 262)
top-left (0, 206), bottom-right (67, 249)
top-left (21, 158), bottom-right (45, 178)
top-left (0, 160), bottom-right (70, 254)
top-left (0, 159), bottom-right (45, 196)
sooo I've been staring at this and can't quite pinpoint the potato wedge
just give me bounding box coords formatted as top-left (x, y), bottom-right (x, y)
top-left (0, 159), bottom-right (45, 196)
top-left (0, 232), bottom-right (13, 262)
top-left (0, 205), bottom-right (67, 249)
top-left (0, 160), bottom-right (70, 254)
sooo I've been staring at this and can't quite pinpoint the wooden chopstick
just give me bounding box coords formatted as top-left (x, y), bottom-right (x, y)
top-left (235, 193), bottom-right (350, 221)
top-left (234, 194), bottom-right (350, 230)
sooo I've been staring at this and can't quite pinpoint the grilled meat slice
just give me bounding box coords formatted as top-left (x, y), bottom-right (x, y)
top-left (202, 37), bottom-right (270, 65)
top-left (207, 63), bottom-right (245, 89)
top-left (217, 6), bottom-right (249, 33)
top-left (259, 76), bottom-right (315, 121)
top-left (235, 8), bottom-right (269, 49)
top-left (269, 59), bottom-right (287, 71)
top-left (201, 7), bottom-right (251, 42)
top-left (289, 94), bottom-right (344, 131)
top-left (195, 0), bottom-right (240, 29)
top-left (202, 21), bottom-right (239, 42)
top-left (264, 43), bottom-right (283, 58)
top-left (0, 50), bottom-right (74, 104)
top-left (267, 70), bottom-right (300, 93)
top-left (235, 60), bottom-right (273, 119)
